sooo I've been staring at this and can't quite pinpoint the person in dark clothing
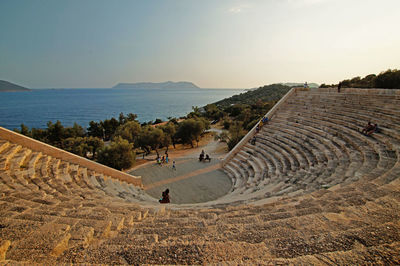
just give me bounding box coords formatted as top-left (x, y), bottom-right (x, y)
top-left (338, 82), bottom-right (342, 93)
top-left (159, 189), bottom-right (170, 203)
top-left (362, 122), bottom-right (373, 135)
top-left (366, 124), bottom-right (378, 136)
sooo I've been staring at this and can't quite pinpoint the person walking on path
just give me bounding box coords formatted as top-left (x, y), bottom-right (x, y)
top-left (172, 160), bottom-right (176, 170)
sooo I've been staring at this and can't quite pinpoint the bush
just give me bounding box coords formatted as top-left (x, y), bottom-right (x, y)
top-left (223, 120), bottom-right (231, 130)
top-left (97, 137), bottom-right (135, 170)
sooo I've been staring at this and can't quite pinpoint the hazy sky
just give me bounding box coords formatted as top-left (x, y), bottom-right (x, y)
top-left (1, 0), bottom-right (399, 88)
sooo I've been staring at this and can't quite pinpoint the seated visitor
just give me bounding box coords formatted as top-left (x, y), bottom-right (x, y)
top-left (251, 136), bottom-right (256, 145)
top-left (361, 122), bottom-right (373, 135)
top-left (366, 124), bottom-right (378, 136)
top-left (159, 189), bottom-right (170, 204)
top-left (199, 153), bottom-right (204, 161)
top-left (262, 116), bottom-right (269, 124)
top-left (205, 154), bottom-right (211, 162)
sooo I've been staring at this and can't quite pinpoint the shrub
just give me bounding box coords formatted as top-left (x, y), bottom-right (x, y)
top-left (97, 137), bottom-right (135, 170)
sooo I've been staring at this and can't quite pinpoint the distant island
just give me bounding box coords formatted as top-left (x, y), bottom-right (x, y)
top-left (0, 80), bottom-right (30, 92)
top-left (113, 81), bottom-right (199, 89)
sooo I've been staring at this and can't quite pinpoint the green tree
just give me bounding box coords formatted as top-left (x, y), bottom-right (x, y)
top-left (205, 104), bottom-right (224, 120)
top-left (14, 123), bottom-right (31, 137)
top-left (114, 121), bottom-right (141, 144)
top-left (62, 136), bottom-right (104, 159)
top-left (187, 106), bottom-right (202, 118)
top-left (62, 137), bottom-right (90, 157)
top-left (86, 137), bottom-right (104, 159)
top-left (87, 121), bottom-right (104, 138)
top-left (215, 122), bottom-right (246, 151)
top-left (159, 122), bottom-right (177, 150)
top-left (375, 69), bottom-right (400, 89)
top-left (97, 137), bottom-right (136, 170)
top-left (118, 112), bottom-right (138, 125)
top-left (153, 118), bottom-right (163, 125)
top-left (227, 121), bottom-right (246, 150)
top-left (137, 126), bottom-right (165, 156)
top-left (101, 118), bottom-right (119, 140)
top-left (64, 123), bottom-right (85, 139)
top-left (176, 118), bottom-right (206, 147)
top-left (46, 120), bottom-right (65, 146)
top-left (31, 128), bottom-right (48, 142)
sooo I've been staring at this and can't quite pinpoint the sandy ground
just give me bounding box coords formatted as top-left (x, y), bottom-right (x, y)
top-left (128, 129), bottom-right (232, 204)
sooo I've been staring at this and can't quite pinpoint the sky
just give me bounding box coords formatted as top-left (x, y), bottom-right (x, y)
top-left (0, 0), bottom-right (399, 88)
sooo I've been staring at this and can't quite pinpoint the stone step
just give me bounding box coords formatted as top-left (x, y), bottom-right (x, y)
top-left (0, 144), bottom-right (22, 170)
top-left (7, 222), bottom-right (71, 262)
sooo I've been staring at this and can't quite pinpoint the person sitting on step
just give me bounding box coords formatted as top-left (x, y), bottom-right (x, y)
top-left (366, 124), bottom-right (378, 136)
top-left (159, 189), bottom-right (170, 204)
top-left (204, 154), bottom-right (211, 162)
top-left (361, 122), bottom-right (374, 135)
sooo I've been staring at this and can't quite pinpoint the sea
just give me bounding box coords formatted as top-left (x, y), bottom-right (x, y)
top-left (0, 88), bottom-right (245, 130)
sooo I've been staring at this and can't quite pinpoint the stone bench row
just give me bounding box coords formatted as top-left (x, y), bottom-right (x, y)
top-left (287, 95), bottom-right (400, 124)
top-left (223, 103), bottom-right (398, 199)
top-left (284, 99), bottom-right (400, 133)
top-left (0, 142), bottom-right (147, 204)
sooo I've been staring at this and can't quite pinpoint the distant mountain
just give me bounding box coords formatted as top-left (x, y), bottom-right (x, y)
top-left (0, 80), bottom-right (30, 92)
top-left (113, 81), bottom-right (200, 89)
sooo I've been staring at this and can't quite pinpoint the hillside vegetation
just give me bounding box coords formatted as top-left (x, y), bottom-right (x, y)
top-left (320, 69), bottom-right (400, 89)
top-left (197, 84), bottom-right (291, 150)
top-left (213, 84), bottom-right (291, 108)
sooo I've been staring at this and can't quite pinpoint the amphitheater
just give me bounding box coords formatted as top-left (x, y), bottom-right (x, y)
top-left (1, 87), bottom-right (399, 264)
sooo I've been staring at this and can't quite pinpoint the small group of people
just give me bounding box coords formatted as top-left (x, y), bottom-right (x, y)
top-left (199, 149), bottom-right (211, 162)
top-left (256, 116), bottom-right (269, 133)
top-left (361, 122), bottom-right (378, 136)
top-left (156, 151), bottom-right (176, 170)
top-left (156, 152), bottom-right (169, 166)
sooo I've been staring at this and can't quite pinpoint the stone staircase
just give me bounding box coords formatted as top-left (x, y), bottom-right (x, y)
top-left (0, 88), bottom-right (399, 264)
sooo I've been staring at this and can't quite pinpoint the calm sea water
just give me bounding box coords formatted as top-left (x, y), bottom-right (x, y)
top-left (0, 88), bottom-right (244, 130)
